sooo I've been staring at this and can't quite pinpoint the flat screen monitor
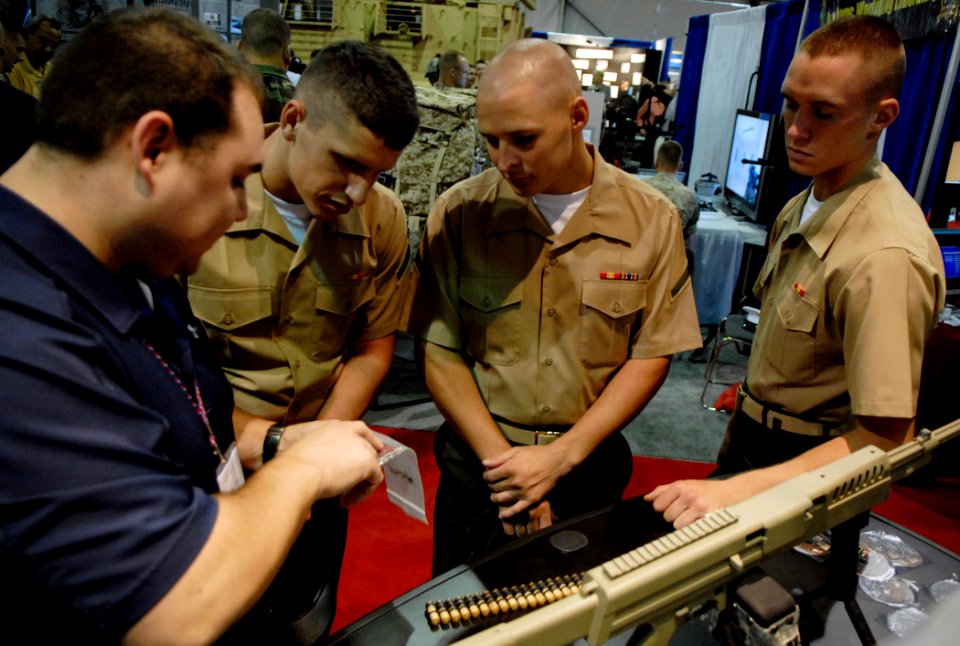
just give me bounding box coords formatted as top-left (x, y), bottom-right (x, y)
top-left (934, 229), bottom-right (960, 296)
top-left (723, 109), bottom-right (776, 222)
top-left (930, 141), bottom-right (960, 229)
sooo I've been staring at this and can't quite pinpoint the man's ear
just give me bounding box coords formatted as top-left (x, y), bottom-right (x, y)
top-left (872, 97), bottom-right (900, 134)
top-left (279, 99), bottom-right (306, 141)
top-left (571, 96), bottom-right (589, 132)
top-left (130, 110), bottom-right (176, 194)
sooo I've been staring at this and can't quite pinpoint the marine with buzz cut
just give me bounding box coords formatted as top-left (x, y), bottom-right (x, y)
top-left (409, 38), bottom-right (701, 575)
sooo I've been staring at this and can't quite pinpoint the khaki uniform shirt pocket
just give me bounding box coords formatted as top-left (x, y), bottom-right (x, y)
top-left (772, 291), bottom-right (819, 382)
top-left (188, 286), bottom-right (274, 361)
top-left (313, 277), bottom-right (376, 338)
top-left (580, 280), bottom-right (647, 366)
top-left (459, 276), bottom-right (523, 366)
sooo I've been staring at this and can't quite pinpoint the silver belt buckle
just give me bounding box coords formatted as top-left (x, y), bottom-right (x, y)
top-left (534, 430), bottom-right (562, 446)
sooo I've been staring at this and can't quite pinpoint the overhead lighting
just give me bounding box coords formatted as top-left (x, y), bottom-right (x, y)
top-left (633, 72), bottom-right (642, 85)
top-left (576, 48), bottom-right (614, 59)
top-left (620, 62), bottom-right (631, 74)
top-left (609, 85), bottom-right (619, 99)
top-left (630, 53), bottom-right (646, 64)
top-left (603, 72), bottom-right (618, 82)
top-left (595, 59), bottom-right (608, 71)
top-left (572, 59), bottom-right (590, 70)
top-left (582, 72), bottom-right (594, 86)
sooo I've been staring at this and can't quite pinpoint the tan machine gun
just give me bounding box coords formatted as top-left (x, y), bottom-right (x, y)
top-left (456, 417), bottom-right (960, 646)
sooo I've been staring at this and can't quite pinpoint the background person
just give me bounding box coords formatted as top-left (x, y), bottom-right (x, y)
top-left (238, 8), bottom-right (296, 123)
top-left (434, 48), bottom-right (471, 89)
top-left (0, 19), bottom-right (25, 82)
top-left (409, 38), bottom-right (701, 575)
top-left (8, 15), bottom-right (60, 98)
top-left (641, 139), bottom-right (699, 241)
top-left (646, 15), bottom-right (946, 528)
top-left (0, 8), bottom-right (384, 643)
top-left (0, 20), bottom-right (35, 173)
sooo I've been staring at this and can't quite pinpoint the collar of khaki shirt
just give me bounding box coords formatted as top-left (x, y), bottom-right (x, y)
top-left (779, 156), bottom-right (884, 260)
top-left (484, 144), bottom-right (644, 250)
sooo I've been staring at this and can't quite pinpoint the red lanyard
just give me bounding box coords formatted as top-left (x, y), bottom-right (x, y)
top-left (144, 341), bottom-right (226, 465)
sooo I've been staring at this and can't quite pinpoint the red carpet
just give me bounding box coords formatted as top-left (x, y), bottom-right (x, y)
top-left (332, 427), bottom-right (960, 633)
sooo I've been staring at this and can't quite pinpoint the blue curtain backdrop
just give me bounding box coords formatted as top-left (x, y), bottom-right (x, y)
top-left (886, 31), bottom-right (957, 197)
top-left (674, 14), bottom-right (710, 177)
top-left (754, 0), bottom-right (810, 216)
top-left (754, 0), bottom-right (805, 115)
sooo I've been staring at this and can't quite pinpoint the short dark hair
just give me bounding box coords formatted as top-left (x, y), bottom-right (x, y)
top-left (656, 140), bottom-right (683, 170)
top-left (240, 8), bottom-right (291, 58)
top-left (297, 40), bottom-right (418, 151)
top-left (801, 15), bottom-right (905, 102)
top-left (36, 7), bottom-right (262, 159)
top-left (25, 15), bottom-right (60, 34)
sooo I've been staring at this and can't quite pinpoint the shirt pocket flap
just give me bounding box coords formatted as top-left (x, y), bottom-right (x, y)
top-left (315, 278), bottom-right (374, 316)
top-left (581, 280), bottom-right (647, 319)
top-left (460, 276), bottom-right (524, 313)
top-left (189, 286), bottom-right (273, 331)
top-left (776, 292), bottom-right (818, 333)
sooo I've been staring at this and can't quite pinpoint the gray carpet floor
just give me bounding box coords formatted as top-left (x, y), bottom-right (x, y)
top-left (364, 334), bottom-right (750, 463)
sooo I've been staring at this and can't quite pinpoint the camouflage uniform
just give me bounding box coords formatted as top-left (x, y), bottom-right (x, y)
top-left (383, 86), bottom-right (491, 256)
top-left (254, 63), bottom-right (296, 123)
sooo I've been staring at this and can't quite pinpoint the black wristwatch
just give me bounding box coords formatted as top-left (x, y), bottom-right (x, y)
top-left (262, 423), bottom-right (285, 463)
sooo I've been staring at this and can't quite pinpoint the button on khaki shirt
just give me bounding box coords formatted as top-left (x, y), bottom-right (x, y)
top-left (408, 147), bottom-right (702, 427)
top-left (188, 173), bottom-right (411, 423)
top-left (747, 158), bottom-right (945, 425)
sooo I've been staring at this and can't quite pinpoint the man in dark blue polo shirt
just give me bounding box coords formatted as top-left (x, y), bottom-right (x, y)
top-left (0, 8), bottom-right (384, 643)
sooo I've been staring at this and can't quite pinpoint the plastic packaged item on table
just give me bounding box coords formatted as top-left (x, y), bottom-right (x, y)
top-left (930, 578), bottom-right (960, 603)
top-left (859, 576), bottom-right (919, 607)
top-left (886, 606), bottom-right (928, 638)
top-left (859, 549), bottom-right (896, 582)
top-left (860, 529), bottom-right (924, 568)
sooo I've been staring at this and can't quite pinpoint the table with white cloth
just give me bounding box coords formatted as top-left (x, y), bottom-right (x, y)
top-left (688, 210), bottom-right (767, 326)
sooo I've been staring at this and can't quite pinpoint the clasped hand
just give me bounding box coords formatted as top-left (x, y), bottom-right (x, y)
top-left (482, 444), bottom-right (570, 535)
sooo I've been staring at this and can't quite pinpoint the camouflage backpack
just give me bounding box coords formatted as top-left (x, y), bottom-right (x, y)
top-left (381, 86), bottom-right (489, 255)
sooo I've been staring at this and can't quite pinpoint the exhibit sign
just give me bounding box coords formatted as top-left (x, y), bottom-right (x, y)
top-left (822, 0), bottom-right (959, 39)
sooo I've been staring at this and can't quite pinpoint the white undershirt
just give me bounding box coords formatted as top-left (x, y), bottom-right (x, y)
top-left (531, 187), bottom-right (590, 235)
top-left (265, 189), bottom-right (312, 245)
top-left (799, 191), bottom-right (824, 227)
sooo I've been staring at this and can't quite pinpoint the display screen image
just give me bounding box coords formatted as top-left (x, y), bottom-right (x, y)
top-left (724, 110), bottom-right (774, 213)
top-left (934, 230), bottom-right (960, 295)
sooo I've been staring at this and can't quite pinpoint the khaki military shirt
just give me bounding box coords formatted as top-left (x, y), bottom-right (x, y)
top-left (747, 158), bottom-right (945, 425)
top-left (188, 174), bottom-right (411, 423)
top-left (408, 146), bottom-right (701, 427)
top-left (9, 56), bottom-right (44, 99)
